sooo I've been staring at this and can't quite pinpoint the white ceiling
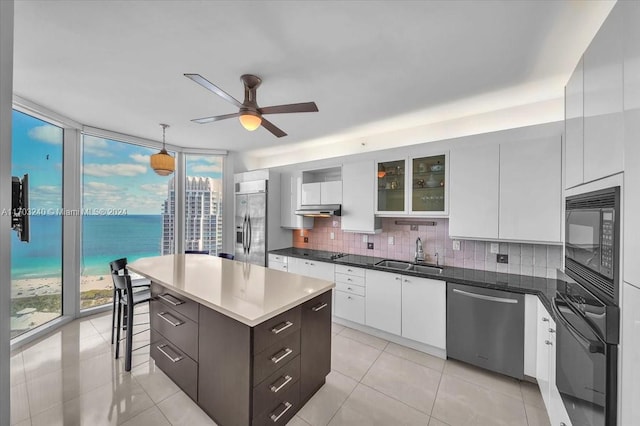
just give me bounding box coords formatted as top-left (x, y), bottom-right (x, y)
top-left (13, 0), bottom-right (614, 159)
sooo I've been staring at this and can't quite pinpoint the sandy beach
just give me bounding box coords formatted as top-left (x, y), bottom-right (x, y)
top-left (11, 274), bottom-right (114, 299)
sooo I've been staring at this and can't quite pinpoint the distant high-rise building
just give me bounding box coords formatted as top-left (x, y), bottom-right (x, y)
top-left (162, 176), bottom-right (223, 255)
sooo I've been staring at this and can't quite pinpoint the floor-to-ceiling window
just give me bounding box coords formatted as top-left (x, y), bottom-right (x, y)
top-left (10, 110), bottom-right (63, 338)
top-left (80, 135), bottom-right (175, 310)
top-left (183, 155), bottom-right (224, 255)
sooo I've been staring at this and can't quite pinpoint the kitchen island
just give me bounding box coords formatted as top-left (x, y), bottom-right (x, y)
top-left (128, 254), bottom-right (335, 426)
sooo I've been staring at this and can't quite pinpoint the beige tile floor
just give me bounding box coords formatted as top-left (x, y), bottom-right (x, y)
top-left (10, 310), bottom-right (551, 426)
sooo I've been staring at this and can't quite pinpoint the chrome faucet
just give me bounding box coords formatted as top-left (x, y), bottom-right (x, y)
top-left (434, 251), bottom-right (439, 267)
top-left (415, 237), bottom-right (425, 263)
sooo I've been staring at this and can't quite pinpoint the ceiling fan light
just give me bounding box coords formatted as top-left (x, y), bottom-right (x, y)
top-left (150, 149), bottom-right (175, 176)
top-left (239, 113), bottom-right (262, 131)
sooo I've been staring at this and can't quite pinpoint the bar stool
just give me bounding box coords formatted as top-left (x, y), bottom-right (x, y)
top-left (111, 271), bottom-right (151, 371)
top-left (109, 258), bottom-right (150, 344)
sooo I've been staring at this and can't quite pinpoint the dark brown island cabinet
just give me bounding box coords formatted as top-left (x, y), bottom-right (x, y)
top-left (149, 283), bottom-right (332, 426)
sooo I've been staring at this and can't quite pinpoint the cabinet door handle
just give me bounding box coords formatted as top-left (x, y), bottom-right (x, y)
top-left (304, 261), bottom-right (309, 265)
top-left (545, 340), bottom-right (553, 346)
top-left (347, 287), bottom-right (353, 291)
top-left (395, 277), bottom-right (401, 281)
top-left (270, 401), bottom-right (293, 422)
top-left (347, 278), bottom-right (352, 281)
top-left (404, 279), bottom-right (409, 282)
top-left (347, 296), bottom-right (352, 300)
top-left (157, 312), bottom-right (183, 327)
top-left (347, 269), bottom-right (353, 272)
top-left (270, 375), bottom-right (293, 393)
top-left (309, 262), bottom-right (314, 266)
top-left (549, 328), bottom-right (556, 333)
top-left (271, 321), bottom-right (293, 334)
top-left (542, 317), bottom-right (549, 322)
top-left (156, 344), bottom-right (183, 363)
top-left (158, 293), bottom-right (185, 306)
top-left (312, 302), bottom-right (328, 312)
top-left (271, 348), bottom-right (293, 364)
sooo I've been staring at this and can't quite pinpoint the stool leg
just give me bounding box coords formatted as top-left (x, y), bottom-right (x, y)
top-left (125, 303), bottom-right (134, 372)
top-left (111, 289), bottom-right (118, 344)
top-left (115, 300), bottom-right (122, 359)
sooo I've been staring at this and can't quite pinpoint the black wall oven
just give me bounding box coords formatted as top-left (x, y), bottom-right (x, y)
top-left (561, 186), bottom-right (620, 426)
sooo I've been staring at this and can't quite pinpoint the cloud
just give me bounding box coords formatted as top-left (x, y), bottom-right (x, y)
top-left (84, 181), bottom-right (121, 192)
top-left (29, 185), bottom-right (62, 209)
top-left (28, 125), bottom-right (63, 145)
top-left (83, 136), bottom-right (113, 157)
top-left (191, 164), bottom-right (223, 173)
top-left (140, 183), bottom-right (168, 197)
top-left (130, 153), bottom-right (150, 164)
top-left (83, 163), bottom-right (147, 177)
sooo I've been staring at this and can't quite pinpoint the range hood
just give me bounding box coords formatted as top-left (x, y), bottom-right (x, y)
top-left (295, 204), bottom-right (341, 217)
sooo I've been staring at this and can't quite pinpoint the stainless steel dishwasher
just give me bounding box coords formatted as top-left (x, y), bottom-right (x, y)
top-left (447, 283), bottom-right (524, 379)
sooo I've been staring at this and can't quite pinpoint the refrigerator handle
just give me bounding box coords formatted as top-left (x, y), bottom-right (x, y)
top-left (247, 214), bottom-right (252, 254)
top-left (242, 214), bottom-right (248, 254)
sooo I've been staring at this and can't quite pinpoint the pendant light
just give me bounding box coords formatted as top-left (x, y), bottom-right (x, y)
top-left (150, 123), bottom-right (175, 176)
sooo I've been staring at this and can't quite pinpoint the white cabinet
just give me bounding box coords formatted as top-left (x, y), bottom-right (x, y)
top-left (401, 276), bottom-right (446, 349)
top-left (624, 0), bottom-right (640, 288)
top-left (280, 172), bottom-right (313, 229)
top-left (449, 142), bottom-right (499, 240)
top-left (583, 4), bottom-right (624, 183)
top-left (301, 181), bottom-right (342, 205)
top-left (621, 282), bottom-right (640, 425)
top-left (449, 135), bottom-right (562, 243)
top-left (267, 254), bottom-right (288, 272)
top-left (523, 295), bottom-right (538, 377)
top-left (565, 57), bottom-right (584, 189)
top-left (341, 160), bottom-right (381, 233)
top-left (365, 269), bottom-right (401, 335)
top-left (499, 136), bottom-right (562, 243)
top-left (287, 257), bottom-right (335, 281)
top-left (334, 265), bottom-right (366, 325)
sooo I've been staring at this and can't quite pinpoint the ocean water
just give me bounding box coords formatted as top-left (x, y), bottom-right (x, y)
top-left (11, 215), bottom-right (162, 279)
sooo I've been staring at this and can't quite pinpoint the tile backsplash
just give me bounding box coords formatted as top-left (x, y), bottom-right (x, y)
top-left (292, 217), bottom-right (562, 278)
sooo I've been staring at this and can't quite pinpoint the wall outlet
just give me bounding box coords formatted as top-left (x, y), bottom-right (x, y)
top-left (362, 235), bottom-right (368, 243)
top-left (330, 232), bottom-right (335, 240)
top-left (410, 224), bottom-right (418, 231)
top-left (490, 243), bottom-right (499, 254)
top-left (497, 254), bottom-right (508, 263)
top-left (388, 236), bottom-right (394, 245)
top-left (367, 242), bottom-right (374, 250)
top-left (332, 220), bottom-right (338, 227)
top-left (303, 237), bottom-right (309, 243)
top-left (452, 240), bottom-right (461, 251)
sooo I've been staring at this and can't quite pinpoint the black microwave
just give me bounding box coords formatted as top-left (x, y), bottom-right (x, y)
top-left (565, 186), bottom-right (620, 304)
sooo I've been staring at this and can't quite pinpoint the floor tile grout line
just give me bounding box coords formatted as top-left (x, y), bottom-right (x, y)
top-left (382, 345), bottom-right (446, 376)
top-left (441, 362), bottom-right (524, 402)
top-left (334, 327), bottom-right (389, 351)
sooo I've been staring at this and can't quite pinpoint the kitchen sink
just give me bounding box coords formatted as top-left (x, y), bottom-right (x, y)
top-left (374, 260), bottom-right (413, 270)
top-left (408, 264), bottom-right (443, 274)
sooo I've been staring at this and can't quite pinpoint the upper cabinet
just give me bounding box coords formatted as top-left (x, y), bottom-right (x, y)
top-left (566, 5), bottom-right (624, 189)
top-left (449, 132), bottom-right (562, 243)
top-left (280, 171), bottom-right (313, 229)
top-left (301, 167), bottom-right (342, 205)
top-left (342, 160), bottom-right (381, 234)
top-left (565, 57), bottom-right (584, 189)
top-left (624, 0), bottom-right (640, 289)
top-left (375, 153), bottom-right (448, 216)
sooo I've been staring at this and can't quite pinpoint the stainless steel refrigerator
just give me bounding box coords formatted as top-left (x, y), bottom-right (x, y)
top-left (235, 180), bottom-right (267, 266)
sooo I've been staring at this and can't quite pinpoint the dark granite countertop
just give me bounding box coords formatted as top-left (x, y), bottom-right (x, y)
top-left (270, 247), bottom-right (562, 315)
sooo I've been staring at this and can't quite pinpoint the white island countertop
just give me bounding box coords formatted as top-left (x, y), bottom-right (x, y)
top-left (128, 254), bottom-right (335, 327)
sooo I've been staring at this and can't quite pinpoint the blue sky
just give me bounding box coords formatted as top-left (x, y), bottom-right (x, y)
top-left (12, 110), bottom-right (224, 215)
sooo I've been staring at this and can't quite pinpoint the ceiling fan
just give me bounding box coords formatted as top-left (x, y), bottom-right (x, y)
top-left (184, 73), bottom-right (318, 138)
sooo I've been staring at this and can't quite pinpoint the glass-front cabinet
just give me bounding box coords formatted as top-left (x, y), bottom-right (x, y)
top-left (375, 153), bottom-right (448, 216)
top-left (376, 159), bottom-right (406, 213)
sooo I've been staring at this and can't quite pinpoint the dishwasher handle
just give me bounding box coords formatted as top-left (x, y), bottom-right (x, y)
top-left (452, 288), bottom-right (518, 304)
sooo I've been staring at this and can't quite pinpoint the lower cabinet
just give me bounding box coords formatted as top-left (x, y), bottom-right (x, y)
top-left (334, 290), bottom-right (365, 324)
top-left (535, 299), bottom-right (571, 426)
top-left (401, 276), bottom-right (446, 349)
top-left (365, 269), bottom-right (401, 335)
top-left (288, 257), bottom-right (335, 281)
top-left (621, 282), bottom-right (640, 425)
top-left (300, 290), bottom-right (332, 402)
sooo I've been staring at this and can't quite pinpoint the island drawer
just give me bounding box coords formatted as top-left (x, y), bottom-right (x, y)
top-left (152, 283), bottom-right (199, 323)
top-left (252, 354), bottom-right (300, 418)
top-left (150, 300), bottom-right (198, 361)
top-left (151, 329), bottom-right (198, 401)
top-left (253, 330), bottom-right (301, 384)
top-left (253, 306), bottom-right (301, 355)
top-left (252, 380), bottom-right (300, 426)
top-left (335, 264), bottom-right (366, 277)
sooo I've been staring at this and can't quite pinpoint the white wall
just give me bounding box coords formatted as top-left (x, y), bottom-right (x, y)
top-left (0, 2), bottom-right (14, 425)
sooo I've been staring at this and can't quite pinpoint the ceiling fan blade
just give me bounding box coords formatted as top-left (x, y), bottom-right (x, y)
top-left (191, 112), bottom-right (240, 124)
top-left (184, 74), bottom-right (243, 108)
top-left (259, 102), bottom-right (319, 115)
top-left (260, 118), bottom-right (287, 138)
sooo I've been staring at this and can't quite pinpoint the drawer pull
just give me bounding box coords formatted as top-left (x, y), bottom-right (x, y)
top-left (271, 321), bottom-right (293, 334)
top-left (395, 277), bottom-right (401, 281)
top-left (157, 311), bottom-right (183, 327)
top-left (347, 278), bottom-right (352, 281)
top-left (545, 340), bottom-right (553, 346)
top-left (347, 268), bottom-right (352, 272)
top-left (312, 302), bottom-right (328, 312)
top-left (157, 344), bottom-right (183, 363)
top-left (270, 375), bottom-right (293, 393)
top-left (158, 293), bottom-right (185, 306)
top-left (549, 328), bottom-right (556, 333)
top-left (271, 348), bottom-right (293, 364)
top-left (542, 317), bottom-right (549, 322)
top-left (270, 401), bottom-right (293, 423)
